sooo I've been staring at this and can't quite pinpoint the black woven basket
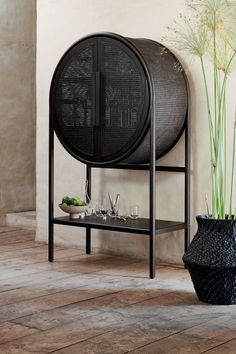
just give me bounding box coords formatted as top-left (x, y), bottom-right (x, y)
top-left (183, 215), bottom-right (236, 305)
top-left (186, 264), bottom-right (236, 305)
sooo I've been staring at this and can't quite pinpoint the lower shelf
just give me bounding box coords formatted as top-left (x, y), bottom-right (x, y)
top-left (52, 215), bottom-right (187, 235)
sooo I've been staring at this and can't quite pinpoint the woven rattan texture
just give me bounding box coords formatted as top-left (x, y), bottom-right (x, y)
top-left (183, 216), bottom-right (236, 267)
top-left (51, 33), bottom-right (188, 164)
top-left (187, 264), bottom-right (236, 304)
top-left (183, 216), bottom-right (236, 305)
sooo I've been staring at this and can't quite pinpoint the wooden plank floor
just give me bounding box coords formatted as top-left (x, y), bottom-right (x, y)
top-left (0, 227), bottom-right (236, 353)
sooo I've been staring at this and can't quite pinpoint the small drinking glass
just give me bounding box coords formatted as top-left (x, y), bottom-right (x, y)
top-left (94, 201), bottom-right (102, 217)
top-left (99, 197), bottom-right (109, 220)
top-left (130, 205), bottom-right (139, 219)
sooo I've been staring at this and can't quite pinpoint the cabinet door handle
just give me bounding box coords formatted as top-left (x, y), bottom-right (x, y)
top-left (94, 71), bottom-right (101, 127)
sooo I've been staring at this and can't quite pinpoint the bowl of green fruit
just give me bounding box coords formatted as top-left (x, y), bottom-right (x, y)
top-left (59, 196), bottom-right (89, 219)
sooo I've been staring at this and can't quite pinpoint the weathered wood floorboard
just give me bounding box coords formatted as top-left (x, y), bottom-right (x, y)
top-left (0, 226), bottom-right (235, 354)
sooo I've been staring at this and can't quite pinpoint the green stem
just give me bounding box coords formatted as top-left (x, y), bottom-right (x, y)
top-left (218, 92), bottom-right (224, 218)
top-left (223, 87), bottom-right (227, 217)
top-left (213, 19), bottom-right (220, 218)
top-left (229, 111), bottom-right (236, 219)
top-left (215, 53), bottom-right (236, 218)
top-left (219, 85), bottom-right (226, 218)
top-left (200, 56), bottom-right (216, 216)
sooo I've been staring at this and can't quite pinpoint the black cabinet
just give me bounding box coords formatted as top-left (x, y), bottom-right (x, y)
top-left (48, 32), bottom-right (190, 278)
top-left (50, 33), bottom-right (187, 166)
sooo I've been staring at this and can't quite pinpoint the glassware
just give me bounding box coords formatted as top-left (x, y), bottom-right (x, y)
top-left (95, 202), bottom-right (102, 217)
top-left (95, 197), bottom-right (109, 219)
top-left (100, 197), bottom-right (109, 220)
top-left (80, 180), bottom-right (92, 216)
top-left (82, 180), bottom-right (91, 204)
top-left (108, 193), bottom-right (120, 217)
top-left (130, 205), bottom-right (139, 219)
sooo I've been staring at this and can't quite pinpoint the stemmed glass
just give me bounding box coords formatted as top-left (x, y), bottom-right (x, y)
top-left (99, 197), bottom-right (109, 220)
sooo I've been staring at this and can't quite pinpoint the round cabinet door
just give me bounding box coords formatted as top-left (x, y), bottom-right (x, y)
top-left (50, 34), bottom-right (150, 165)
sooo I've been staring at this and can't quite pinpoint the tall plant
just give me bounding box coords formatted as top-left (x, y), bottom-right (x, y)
top-left (168, 0), bottom-right (236, 219)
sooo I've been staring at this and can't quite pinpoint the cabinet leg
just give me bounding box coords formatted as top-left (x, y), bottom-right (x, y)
top-left (149, 233), bottom-right (156, 279)
top-left (184, 228), bottom-right (189, 269)
top-left (86, 227), bottom-right (91, 254)
top-left (48, 221), bottom-right (54, 262)
top-left (184, 227), bottom-right (189, 253)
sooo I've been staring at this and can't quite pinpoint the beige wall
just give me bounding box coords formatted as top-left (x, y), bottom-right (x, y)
top-left (0, 0), bottom-right (36, 223)
top-left (36, 0), bottom-right (236, 264)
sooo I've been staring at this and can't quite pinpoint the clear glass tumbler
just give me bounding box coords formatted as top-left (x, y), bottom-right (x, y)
top-left (130, 205), bottom-right (139, 219)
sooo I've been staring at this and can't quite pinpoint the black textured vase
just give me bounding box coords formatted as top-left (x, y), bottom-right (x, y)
top-left (183, 215), bottom-right (236, 305)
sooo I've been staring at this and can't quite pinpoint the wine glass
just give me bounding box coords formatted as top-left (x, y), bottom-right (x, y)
top-left (100, 197), bottom-right (109, 220)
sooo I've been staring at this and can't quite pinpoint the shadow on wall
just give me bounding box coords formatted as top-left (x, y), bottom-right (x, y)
top-left (0, 0), bottom-right (36, 224)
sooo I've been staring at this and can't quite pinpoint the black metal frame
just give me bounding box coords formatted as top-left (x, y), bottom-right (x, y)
top-left (48, 98), bottom-right (190, 279)
top-left (48, 32), bottom-right (190, 278)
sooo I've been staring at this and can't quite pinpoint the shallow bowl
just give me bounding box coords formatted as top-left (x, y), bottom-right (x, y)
top-left (59, 204), bottom-right (88, 219)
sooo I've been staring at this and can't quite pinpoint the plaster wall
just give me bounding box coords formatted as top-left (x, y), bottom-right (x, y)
top-left (0, 0), bottom-right (36, 223)
top-left (36, 0), bottom-right (236, 264)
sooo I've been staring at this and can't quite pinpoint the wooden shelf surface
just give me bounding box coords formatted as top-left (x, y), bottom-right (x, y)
top-left (52, 215), bottom-right (187, 235)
